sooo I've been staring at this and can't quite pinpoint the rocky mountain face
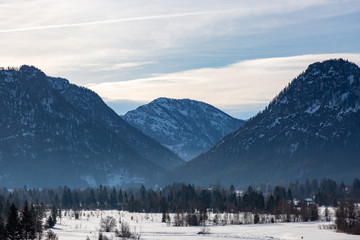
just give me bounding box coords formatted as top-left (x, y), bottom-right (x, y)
top-left (123, 98), bottom-right (244, 160)
top-left (47, 77), bottom-right (184, 170)
top-left (175, 59), bottom-right (360, 186)
top-left (0, 66), bottom-right (179, 187)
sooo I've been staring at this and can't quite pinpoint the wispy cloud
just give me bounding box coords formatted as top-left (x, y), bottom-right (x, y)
top-left (0, 0), bottom-right (359, 110)
top-left (65, 62), bottom-right (157, 72)
top-left (96, 62), bottom-right (157, 71)
top-left (88, 54), bottom-right (360, 119)
top-left (0, 0), bottom-right (358, 85)
top-left (0, 10), bottom-right (237, 33)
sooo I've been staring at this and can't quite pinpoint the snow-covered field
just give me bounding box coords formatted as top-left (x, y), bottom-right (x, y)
top-left (52, 210), bottom-right (359, 240)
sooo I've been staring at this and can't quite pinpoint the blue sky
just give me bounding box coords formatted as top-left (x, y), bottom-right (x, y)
top-left (0, 0), bottom-right (360, 119)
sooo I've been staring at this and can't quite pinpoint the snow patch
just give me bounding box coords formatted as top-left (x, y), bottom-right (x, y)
top-left (48, 77), bottom-right (70, 91)
top-left (337, 103), bottom-right (360, 116)
top-left (305, 101), bottom-right (321, 114)
top-left (41, 97), bottom-right (54, 113)
top-left (22, 132), bottom-right (34, 137)
top-left (310, 69), bottom-right (321, 76)
top-left (316, 132), bottom-right (328, 140)
top-left (279, 96), bottom-right (288, 104)
top-left (345, 103), bottom-right (360, 113)
top-left (267, 117), bottom-right (282, 129)
top-left (289, 143), bottom-right (299, 154)
top-left (178, 109), bottom-right (188, 116)
top-left (348, 75), bottom-right (354, 85)
top-left (320, 122), bottom-right (332, 127)
top-left (341, 92), bottom-right (349, 101)
top-left (44, 147), bottom-right (57, 153)
top-left (283, 113), bottom-right (296, 119)
top-left (2, 134), bottom-right (18, 140)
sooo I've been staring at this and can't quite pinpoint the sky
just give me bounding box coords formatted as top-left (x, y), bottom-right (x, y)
top-left (0, 0), bottom-right (360, 119)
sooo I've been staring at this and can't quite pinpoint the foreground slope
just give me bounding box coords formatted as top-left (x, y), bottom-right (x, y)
top-left (0, 66), bottom-right (165, 187)
top-left (176, 59), bottom-right (360, 186)
top-left (47, 77), bottom-right (184, 170)
top-left (123, 98), bottom-right (244, 160)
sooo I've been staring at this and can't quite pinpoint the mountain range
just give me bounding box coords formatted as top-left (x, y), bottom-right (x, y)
top-left (175, 59), bottom-right (360, 187)
top-left (0, 66), bottom-right (182, 187)
top-left (123, 98), bottom-right (244, 160)
top-left (0, 59), bottom-right (359, 188)
top-left (0, 65), bottom-right (242, 187)
top-left (47, 77), bottom-right (184, 171)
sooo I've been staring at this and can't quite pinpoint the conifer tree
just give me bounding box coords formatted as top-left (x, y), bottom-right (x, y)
top-left (352, 178), bottom-right (360, 198)
top-left (46, 217), bottom-right (55, 229)
top-left (110, 188), bottom-right (118, 209)
top-left (32, 201), bottom-right (44, 240)
top-left (61, 188), bottom-right (72, 209)
top-left (98, 186), bottom-right (109, 209)
top-left (0, 214), bottom-right (6, 240)
top-left (86, 190), bottom-right (97, 209)
top-left (6, 203), bottom-right (21, 240)
top-left (266, 195), bottom-right (275, 214)
top-left (20, 201), bottom-right (36, 240)
top-left (46, 205), bottom-right (58, 229)
top-left (310, 204), bottom-right (319, 221)
top-left (51, 205), bottom-right (57, 226)
top-left (118, 189), bottom-right (123, 204)
top-left (0, 196), bottom-right (4, 215)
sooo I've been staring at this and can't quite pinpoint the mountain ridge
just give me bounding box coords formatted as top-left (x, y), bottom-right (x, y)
top-left (47, 76), bottom-right (184, 170)
top-left (174, 59), bottom-right (360, 186)
top-left (0, 66), bottom-right (170, 187)
top-left (123, 97), bottom-right (244, 160)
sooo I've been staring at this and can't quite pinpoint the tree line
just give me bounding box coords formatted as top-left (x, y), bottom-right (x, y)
top-left (0, 178), bottom-right (360, 236)
top-left (2, 178), bottom-right (360, 212)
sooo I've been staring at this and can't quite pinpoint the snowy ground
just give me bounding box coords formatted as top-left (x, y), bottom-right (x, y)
top-left (52, 210), bottom-right (359, 240)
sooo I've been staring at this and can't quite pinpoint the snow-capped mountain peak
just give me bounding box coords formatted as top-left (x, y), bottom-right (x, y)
top-left (175, 59), bottom-right (360, 186)
top-left (123, 97), bottom-right (244, 160)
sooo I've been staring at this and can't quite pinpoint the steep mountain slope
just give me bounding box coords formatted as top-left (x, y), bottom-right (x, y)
top-left (175, 59), bottom-right (360, 186)
top-left (0, 66), bottom-right (165, 187)
top-left (123, 98), bottom-right (244, 160)
top-left (47, 77), bottom-right (184, 170)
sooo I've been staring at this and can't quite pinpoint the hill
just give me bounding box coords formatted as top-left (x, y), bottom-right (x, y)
top-left (0, 66), bottom-right (179, 187)
top-left (123, 97), bottom-right (244, 160)
top-left (175, 59), bottom-right (360, 186)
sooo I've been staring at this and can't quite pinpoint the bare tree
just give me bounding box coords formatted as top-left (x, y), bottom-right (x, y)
top-left (100, 216), bottom-right (117, 232)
